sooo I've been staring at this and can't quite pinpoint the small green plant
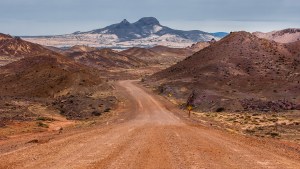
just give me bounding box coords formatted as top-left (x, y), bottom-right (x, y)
top-left (36, 117), bottom-right (54, 121)
top-left (36, 122), bottom-right (49, 128)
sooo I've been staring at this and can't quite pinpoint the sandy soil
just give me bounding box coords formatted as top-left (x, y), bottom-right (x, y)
top-left (192, 111), bottom-right (300, 142)
top-left (0, 80), bottom-right (299, 169)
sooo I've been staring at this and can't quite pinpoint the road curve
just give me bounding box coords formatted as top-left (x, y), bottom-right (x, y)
top-left (0, 80), bottom-right (299, 169)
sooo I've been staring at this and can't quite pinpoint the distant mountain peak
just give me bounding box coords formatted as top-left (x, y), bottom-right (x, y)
top-left (253, 28), bottom-right (300, 43)
top-left (22, 17), bottom-right (228, 49)
top-left (120, 19), bottom-right (130, 25)
top-left (135, 17), bottom-right (160, 26)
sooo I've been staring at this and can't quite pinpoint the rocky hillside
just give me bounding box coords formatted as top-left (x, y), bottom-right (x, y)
top-left (0, 54), bottom-right (102, 98)
top-left (0, 33), bottom-right (56, 66)
top-left (0, 36), bottom-right (119, 121)
top-left (67, 48), bottom-right (146, 69)
top-left (186, 41), bottom-right (211, 52)
top-left (120, 47), bottom-right (165, 65)
top-left (148, 32), bottom-right (300, 112)
top-left (120, 44), bottom-right (209, 66)
top-left (0, 53), bottom-right (119, 121)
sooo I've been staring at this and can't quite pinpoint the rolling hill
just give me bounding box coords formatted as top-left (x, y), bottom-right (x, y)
top-left (0, 33), bottom-right (56, 66)
top-left (148, 32), bottom-right (300, 112)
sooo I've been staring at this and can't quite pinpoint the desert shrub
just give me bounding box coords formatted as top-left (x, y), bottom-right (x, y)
top-left (36, 116), bottom-right (54, 121)
top-left (269, 118), bottom-right (278, 122)
top-left (158, 85), bottom-right (164, 94)
top-left (227, 118), bottom-right (236, 121)
top-left (91, 111), bottom-right (101, 116)
top-left (27, 139), bottom-right (39, 144)
top-left (245, 129), bottom-right (255, 134)
top-left (36, 122), bottom-right (49, 128)
top-left (216, 107), bottom-right (225, 112)
top-left (267, 132), bottom-right (280, 137)
top-left (256, 127), bottom-right (263, 130)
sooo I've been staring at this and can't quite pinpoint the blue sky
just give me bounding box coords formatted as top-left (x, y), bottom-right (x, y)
top-left (1, 0), bottom-right (300, 35)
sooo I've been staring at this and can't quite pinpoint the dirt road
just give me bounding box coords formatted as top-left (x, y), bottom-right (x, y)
top-left (0, 80), bottom-right (299, 169)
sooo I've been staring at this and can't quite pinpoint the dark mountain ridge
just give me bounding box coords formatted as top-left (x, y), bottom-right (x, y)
top-left (81, 17), bottom-right (227, 42)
